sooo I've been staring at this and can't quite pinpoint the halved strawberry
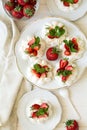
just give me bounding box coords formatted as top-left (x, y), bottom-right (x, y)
top-left (73, 0), bottom-right (79, 4)
top-left (62, 75), bottom-right (69, 82)
top-left (23, 5), bottom-right (35, 18)
top-left (65, 65), bottom-right (73, 71)
top-left (34, 46), bottom-right (40, 51)
top-left (28, 38), bottom-right (35, 46)
top-left (11, 5), bottom-right (23, 19)
top-left (47, 34), bottom-right (55, 39)
top-left (40, 103), bottom-right (49, 109)
top-left (5, 1), bottom-right (15, 11)
top-left (64, 50), bottom-right (71, 56)
top-left (63, 1), bottom-right (70, 6)
top-left (31, 104), bottom-right (40, 110)
top-left (31, 112), bottom-right (38, 118)
top-left (18, 0), bottom-right (29, 6)
top-left (60, 59), bottom-right (68, 69)
top-left (33, 50), bottom-right (37, 56)
top-left (38, 113), bottom-right (48, 118)
top-left (41, 72), bottom-right (47, 78)
top-left (46, 47), bottom-right (59, 61)
top-left (64, 44), bottom-right (70, 51)
top-left (72, 38), bottom-right (79, 51)
top-left (32, 69), bottom-right (41, 78)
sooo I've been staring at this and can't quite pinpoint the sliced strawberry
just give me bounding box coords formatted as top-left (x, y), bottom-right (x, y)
top-left (47, 34), bottom-right (55, 39)
top-left (41, 72), bottom-right (47, 78)
top-left (46, 47), bottom-right (59, 61)
top-left (31, 112), bottom-right (37, 118)
top-left (31, 104), bottom-right (40, 110)
top-left (28, 38), bottom-right (35, 46)
top-left (5, 1), bottom-right (15, 11)
top-left (23, 5), bottom-right (35, 18)
top-left (72, 38), bottom-right (79, 51)
top-left (38, 113), bottom-right (48, 118)
top-left (28, 47), bottom-right (34, 53)
top-left (34, 46), bottom-right (40, 51)
top-left (60, 59), bottom-right (68, 69)
top-left (40, 103), bottom-right (49, 109)
top-left (65, 65), bottom-right (73, 71)
top-left (73, 0), bottom-right (79, 3)
top-left (64, 44), bottom-right (70, 51)
top-left (18, 0), bottom-right (29, 6)
top-left (33, 50), bottom-right (37, 56)
top-left (63, 1), bottom-right (70, 6)
top-left (62, 75), bottom-right (69, 82)
top-left (32, 69), bottom-right (41, 78)
top-left (64, 50), bottom-right (71, 56)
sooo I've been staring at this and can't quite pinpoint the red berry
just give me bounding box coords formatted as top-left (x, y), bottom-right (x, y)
top-left (29, 0), bottom-right (37, 6)
top-left (63, 1), bottom-right (70, 6)
top-left (73, 0), bottom-right (79, 4)
top-left (64, 44), bottom-right (70, 51)
top-left (31, 112), bottom-right (37, 118)
top-left (65, 65), bottom-right (73, 71)
top-left (47, 34), bottom-right (55, 39)
top-left (40, 103), bottom-right (49, 109)
top-left (11, 5), bottom-right (23, 19)
top-left (5, 1), bottom-right (14, 11)
top-left (60, 59), bottom-right (68, 69)
top-left (46, 47), bottom-right (59, 61)
top-left (32, 69), bottom-right (41, 78)
top-left (28, 38), bottom-right (35, 46)
top-left (23, 5), bottom-right (35, 18)
top-left (18, 0), bottom-right (29, 6)
top-left (31, 104), bottom-right (40, 110)
top-left (65, 119), bottom-right (79, 130)
top-left (64, 50), bottom-right (71, 56)
top-left (62, 76), bottom-right (68, 82)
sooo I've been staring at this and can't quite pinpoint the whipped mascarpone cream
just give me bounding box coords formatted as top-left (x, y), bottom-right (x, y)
top-left (41, 21), bottom-right (67, 46)
top-left (19, 36), bottom-right (46, 61)
top-left (60, 36), bottom-right (85, 61)
top-left (26, 100), bottom-right (52, 123)
top-left (54, 62), bottom-right (78, 87)
top-left (27, 59), bottom-right (53, 84)
top-left (55, 0), bottom-right (81, 12)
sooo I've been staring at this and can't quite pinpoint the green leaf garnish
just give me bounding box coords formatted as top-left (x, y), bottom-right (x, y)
top-left (48, 26), bottom-right (65, 38)
top-left (63, 39), bottom-right (78, 52)
top-left (57, 69), bottom-right (72, 76)
top-left (34, 64), bottom-right (49, 74)
top-left (31, 36), bottom-right (40, 49)
top-left (61, 0), bottom-right (74, 4)
top-left (36, 108), bottom-right (48, 116)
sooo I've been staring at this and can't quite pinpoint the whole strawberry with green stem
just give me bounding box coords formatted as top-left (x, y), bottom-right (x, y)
top-left (5, 1), bottom-right (15, 11)
top-left (11, 5), bottom-right (23, 18)
top-left (23, 4), bottom-right (35, 18)
top-left (65, 119), bottom-right (79, 130)
top-left (18, 0), bottom-right (30, 5)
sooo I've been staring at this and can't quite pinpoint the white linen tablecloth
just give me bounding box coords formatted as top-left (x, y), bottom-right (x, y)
top-left (0, 0), bottom-right (87, 130)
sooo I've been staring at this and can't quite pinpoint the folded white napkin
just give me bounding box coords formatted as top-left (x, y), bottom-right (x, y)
top-left (0, 1), bottom-right (23, 126)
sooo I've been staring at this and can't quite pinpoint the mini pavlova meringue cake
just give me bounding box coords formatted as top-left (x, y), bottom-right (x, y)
top-left (54, 58), bottom-right (78, 87)
top-left (27, 59), bottom-right (53, 84)
top-left (19, 36), bottom-right (46, 61)
top-left (41, 21), bottom-right (67, 46)
top-left (59, 36), bottom-right (85, 61)
top-left (26, 100), bottom-right (52, 123)
top-left (55, 0), bottom-right (81, 12)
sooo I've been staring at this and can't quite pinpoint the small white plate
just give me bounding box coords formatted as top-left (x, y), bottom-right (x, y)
top-left (17, 89), bottom-right (62, 130)
top-left (47, 0), bottom-right (87, 21)
top-left (15, 17), bottom-right (87, 89)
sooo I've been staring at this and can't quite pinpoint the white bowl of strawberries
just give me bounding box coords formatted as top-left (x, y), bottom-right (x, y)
top-left (2, 0), bottom-right (39, 20)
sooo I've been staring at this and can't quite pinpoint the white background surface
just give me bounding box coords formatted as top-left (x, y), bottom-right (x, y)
top-left (0, 0), bottom-right (87, 130)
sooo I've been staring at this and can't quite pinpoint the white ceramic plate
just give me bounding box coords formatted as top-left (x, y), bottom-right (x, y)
top-left (17, 89), bottom-right (62, 130)
top-left (15, 17), bottom-right (87, 89)
top-left (47, 0), bottom-right (87, 21)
